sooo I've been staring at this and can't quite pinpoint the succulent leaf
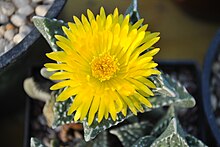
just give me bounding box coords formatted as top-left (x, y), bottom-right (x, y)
top-left (30, 137), bottom-right (46, 147)
top-left (110, 121), bottom-right (153, 147)
top-left (32, 16), bottom-right (66, 51)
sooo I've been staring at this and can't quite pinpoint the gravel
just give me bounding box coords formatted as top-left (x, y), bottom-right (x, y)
top-left (0, 0), bottom-right (54, 56)
top-left (210, 50), bottom-right (220, 128)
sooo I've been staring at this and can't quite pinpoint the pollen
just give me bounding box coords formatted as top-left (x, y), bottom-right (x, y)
top-left (91, 54), bottom-right (119, 82)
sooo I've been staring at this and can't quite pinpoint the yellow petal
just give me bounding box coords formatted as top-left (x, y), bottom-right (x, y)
top-left (109, 99), bottom-right (117, 121)
top-left (56, 87), bottom-right (78, 101)
top-left (128, 78), bottom-right (154, 96)
top-left (50, 80), bottom-right (73, 90)
top-left (46, 52), bottom-right (67, 62)
top-left (88, 96), bottom-right (100, 125)
top-left (50, 72), bottom-right (73, 80)
top-left (87, 9), bottom-right (95, 22)
top-left (80, 95), bottom-right (93, 121)
top-left (134, 92), bottom-right (152, 108)
top-left (44, 63), bottom-right (73, 72)
top-left (98, 97), bottom-right (105, 122)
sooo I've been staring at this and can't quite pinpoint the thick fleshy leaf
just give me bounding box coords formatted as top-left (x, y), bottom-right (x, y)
top-left (149, 73), bottom-right (196, 109)
top-left (52, 91), bottom-right (75, 128)
top-left (185, 135), bottom-right (208, 147)
top-left (76, 131), bottom-right (108, 147)
top-left (32, 16), bottom-right (66, 51)
top-left (150, 105), bottom-right (176, 137)
top-left (30, 138), bottom-right (46, 147)
top-left (110, 121), bottom-right (153, 147)
top-left (125, 0), bottom-right (140, 24)
top-left (150, 118), bottom-right (188, 147)
top-left (131, 136), bottom-right (155, 147)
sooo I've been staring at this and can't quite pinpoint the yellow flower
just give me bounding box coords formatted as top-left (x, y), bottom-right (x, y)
top-left (45, 7), bottom-right (160, 125)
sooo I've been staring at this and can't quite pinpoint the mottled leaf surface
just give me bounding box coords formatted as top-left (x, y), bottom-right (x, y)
top-left (30, 137), bottom-right (46, 147)
top-left (110, 121), bottom-right (153, 147)
top-left (33, 16), bottom-right (66, 51)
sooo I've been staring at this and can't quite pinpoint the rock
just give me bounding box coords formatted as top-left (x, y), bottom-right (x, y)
top-left (211, 94), bottom-right (217, 111)
top-left (17, 5), bottom-right (34, 16)
top-left (19, 25), bottom-right (32, 35)
top-left (31, 0), bottom-right (43, 3)
top-left (13, 33), bottom-right (26, 44)
top-left (5, 23), bottom-right (15, 30)
top-left (216, 117), bottom-right (220, 126)
top-left (10, 14), bottom-right (26, 27)
top-left (0, 2), bottom-right (16, 16)
top-left (0, 38), bottom-right (9, 54)
top-left (12, 0), bottom-right (29, 8)
top-left (4, 30), bottom-right (16, 41)
top-left (212, 62), bottom-right (220, 74)
top-left (0, 14), bottom-right (9, 24)
top-left (35, 5), bottom-right (50, 16)
top-left (43, 0), bottom-right (54, 4)
top-left (4, 42), bottom-right (15, 52)
top-left (0, 25), bottom-right (6, 37)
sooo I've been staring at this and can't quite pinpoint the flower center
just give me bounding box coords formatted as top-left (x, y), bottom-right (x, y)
top-left (91, 54), bottom-right (119, 82)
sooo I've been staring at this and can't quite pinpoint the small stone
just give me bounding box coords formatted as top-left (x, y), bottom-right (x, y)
top-left (31, 0), bottom-right (43, 3)
top-left (12, 0), bottom-right (29, 8)
top-left (5, 23), bottom-right (15, 30)
top-left (10, 14), bottom-right (26, 27)
top-left (211, 94), bottom-right (217, 111)
top-left (0, 14), bottom-right (9, 24)
top-left (35, 5), bottom-right (50, 16)
top-left (4, 42), bottom-right (15, 52)
top-left (4, 30), bottom-right (15, 41)
top-left (216, 118), bottom-right (220, 126)
top-left (212, 62), bottom-right (220, 74)
top-left (43, 0), bottom-right (54, 4)
top-left (0, 2), bottom-right (15, 16)
top-left (13, 33), bottom-right (26, 44)
top-left (19, 25), bottom-right (32, 35)
top-left (0, 38), bottom-right (9, 54)
top-left (0, 25), bottom-right (6, 37)
top-left (17, 5), bottom-right (34, 16)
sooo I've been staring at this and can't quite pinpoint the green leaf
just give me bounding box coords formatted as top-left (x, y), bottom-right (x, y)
top-left (185, 135), bottom-right (208, 147)
top-left (52, 91), bottom-right (75, 128)
top-left (32, 16), bottom-right (66, 51)
top-left (76, 131), bottom-right (108, 147)
top-left (150, 118), bottom-right (189, 147)
top-left (149, 73), bottom-right (196, 109)
top-left (83, 112), bottom-right (132, 142)
top-left (150, 105), bottom-right (176, 137)
top-left (30, 137), bottom-right (47, 147)
top-left (125, 0), bottom-right (140, 24)
top-left (131, 136), bottom-right (155, 147)
top-left (110, 121), bottom-right (153, 147)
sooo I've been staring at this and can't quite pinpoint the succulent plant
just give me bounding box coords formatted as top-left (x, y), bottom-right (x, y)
top-left (25, 0), bottom-right (207, 146)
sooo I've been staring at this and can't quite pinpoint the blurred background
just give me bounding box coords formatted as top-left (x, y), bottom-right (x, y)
top-left (1, 0), bottom-right (220, 146)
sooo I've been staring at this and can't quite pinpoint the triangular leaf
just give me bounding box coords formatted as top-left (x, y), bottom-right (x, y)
top-left (150, 74), bottom-right (196, 109)
top-left (125, 0), bottom-right (140, 24)
top-left (131, 136), bottom-right (155, 147)
top-left (110, 121), bottom-right (153, 147)
top-left (185, 135), bottom-right (208, 147)
top-left (150, 118), bottom-right (188, 147)
top-left (32, 16), bottom-right (66, 51)
top-left (76, 131), bottom-right (108, 147)
top-left (150, 105), bottom-right (176, 137)
top-left (30, 137), bottom-right (47, 147)
top-left (52, 91), bottom-right (75, 128)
